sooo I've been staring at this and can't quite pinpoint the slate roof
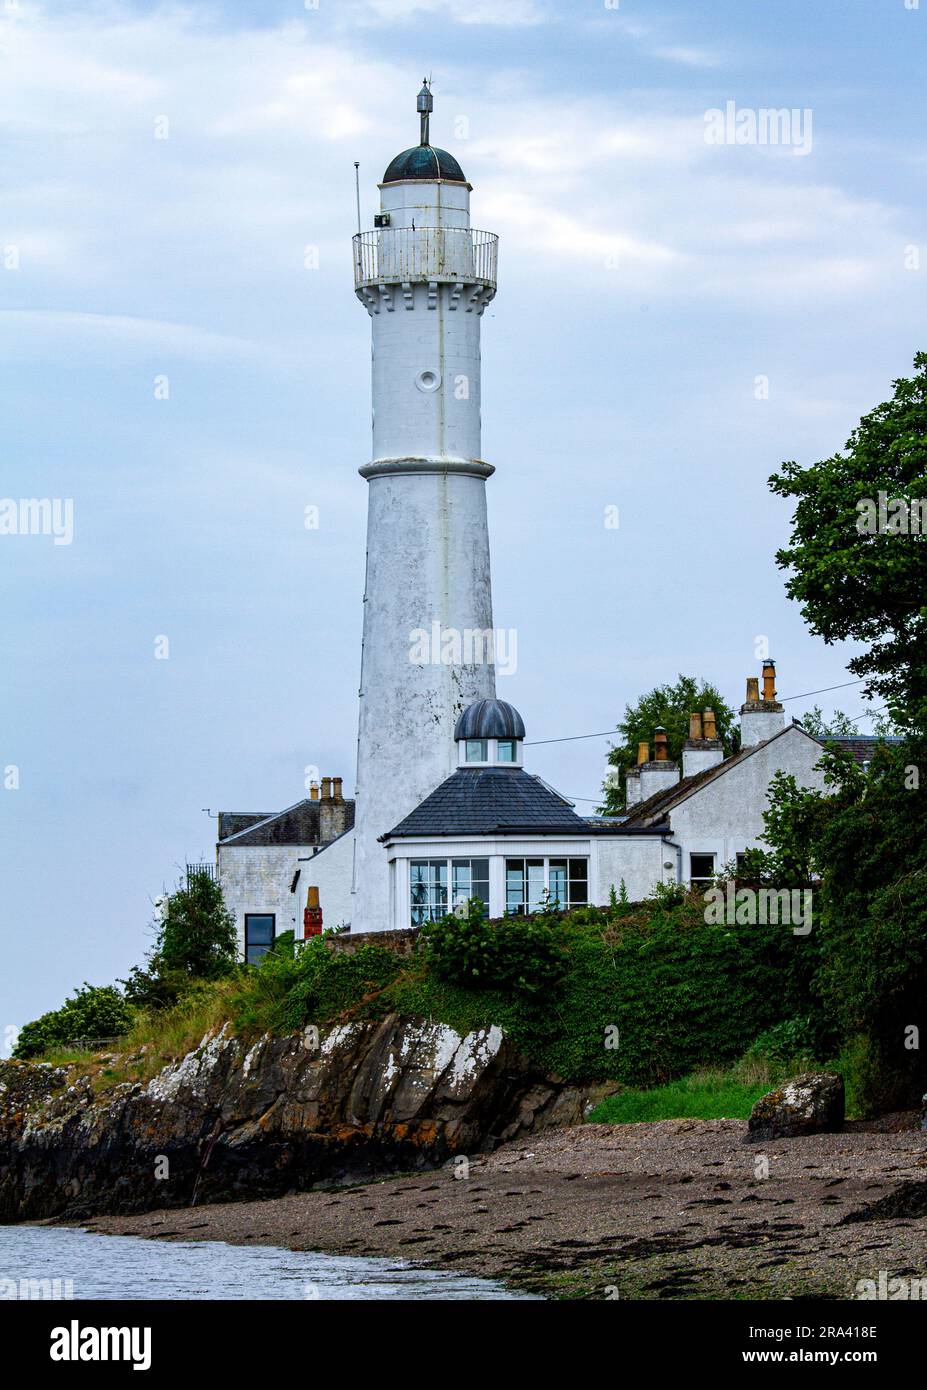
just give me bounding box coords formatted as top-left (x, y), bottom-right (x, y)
top-left (383, 768), bottom-right (592, 839)
top-left (218, 798), bottom-right (355, 847)
top-left (824, 735), bottom-right (905, 763)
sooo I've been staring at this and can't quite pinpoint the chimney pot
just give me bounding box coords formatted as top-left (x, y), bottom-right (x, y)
top-left (762, 659), bottom-right (777, 702)
top-left (637, 740), bottom-right (649, 766)
top-left (332, 776), bottom-right (343, 802)
top-left (321, 776), bottom-right (332, 800)
top-left (654, 727), bottom-right (669, 762)
top-left (688, 712), bottom-right (703, 741)
top-left (702, 708), bottom-right (717, 740)
top-left (309, 782), bottom-right (320, 802)
top-left (307, 885), bottom-right (320, 909)
top-left (746, 676), bottom-right (760, 704)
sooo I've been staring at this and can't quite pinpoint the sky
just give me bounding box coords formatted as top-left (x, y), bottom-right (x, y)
top-left (2, 0), bottom-right (924, 1043)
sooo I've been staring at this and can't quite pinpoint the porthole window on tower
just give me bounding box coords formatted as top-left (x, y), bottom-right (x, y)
top-left (415, 369), bottom-right (441, 392)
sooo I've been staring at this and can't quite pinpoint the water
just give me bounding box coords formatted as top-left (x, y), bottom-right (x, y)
top-left (0, 1226), bottom-right (538, 1300)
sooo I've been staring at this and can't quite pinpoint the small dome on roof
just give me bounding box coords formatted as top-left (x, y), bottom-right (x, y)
top-left (382, 145), bottom-right (467, 184)
top-left (454, 699), bottom-right (526, 742)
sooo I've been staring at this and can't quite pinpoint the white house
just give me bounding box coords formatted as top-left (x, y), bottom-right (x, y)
top-left (217, 780), bottom-right (353, 961)
top-left (375, 664), bottom-right (837, 933)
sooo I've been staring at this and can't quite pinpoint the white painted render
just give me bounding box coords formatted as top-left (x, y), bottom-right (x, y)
top-left (639, 762), bottom-right (681, 801)
top-left (218, 843), bottom-right (309, 956)
top-left (682, 744), bottom-right (725, 778)
top-left (300, 829), bottom-right (355, 934)
top-left (668, 725), bottom-right (828, 878)
top-left (741, 705), bottom-right (786, 747)
top-left (351, 167), bottom-right (498, 933)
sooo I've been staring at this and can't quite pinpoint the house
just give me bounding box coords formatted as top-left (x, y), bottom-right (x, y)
top-left (217, 778), bottom-right (353, 962)
top-left (375, 661), bottom-right (837, 932)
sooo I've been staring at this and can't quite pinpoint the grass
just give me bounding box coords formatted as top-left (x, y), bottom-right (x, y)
top-left (587, 1065), bottom-right (775, 1124)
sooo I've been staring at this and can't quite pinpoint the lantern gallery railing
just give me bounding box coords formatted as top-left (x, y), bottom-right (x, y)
top-left (352, 227), bottom-right (498, 290)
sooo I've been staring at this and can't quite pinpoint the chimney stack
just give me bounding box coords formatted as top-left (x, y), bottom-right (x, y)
top-left (683, 707), bottom-right (724, 778)
top-left (637, 726), bottom-right (680, 801)
top-left (304, 884), bottom-right (323, 938)
top-left (741, 661), bottom-right (785, 747)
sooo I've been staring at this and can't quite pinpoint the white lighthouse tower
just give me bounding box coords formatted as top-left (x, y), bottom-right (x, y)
top-left (351, 83), bottom-right (499, 932)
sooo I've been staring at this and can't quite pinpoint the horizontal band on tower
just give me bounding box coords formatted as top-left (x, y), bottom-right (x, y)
top-left (359, 457), bottom-right (495, 481)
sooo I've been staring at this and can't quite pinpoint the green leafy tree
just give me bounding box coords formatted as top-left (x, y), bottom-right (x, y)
top-left (600, 674), bottom-right (738, 812)
top-left (754, 738), bottom-right (927, 1111)
top-left (770, 353), bottom-right (927, 732)
top-left (122, 871), bottom-right (237, 1009)
top-left (798, 705), bottom-right (859, 738)
top-left (14, 984), bottom-right (134, 1059)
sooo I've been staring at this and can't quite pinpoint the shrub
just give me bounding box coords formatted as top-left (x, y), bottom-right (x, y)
top-left (419, 900), bottom-right (566, 997)
top-left (14, 984), bottom-right (134, 1059)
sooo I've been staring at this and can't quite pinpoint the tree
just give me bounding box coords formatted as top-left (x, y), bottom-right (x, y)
top-left (14, 984), bottom-right (134, 1059)
top-left (798, 705), bottom-right (859, 738)
top-left (754, 738), bottom-right (927, 1112)
top-left (600, 674), bottom-right (738, 812)
top-left (122, 871), bottom-right (237, 1009)
top-left (769, 353), bottom-right (927, 733)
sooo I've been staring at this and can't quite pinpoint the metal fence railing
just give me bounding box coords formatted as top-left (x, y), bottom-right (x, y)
top-left (352, 227), bottom-right (497, 289)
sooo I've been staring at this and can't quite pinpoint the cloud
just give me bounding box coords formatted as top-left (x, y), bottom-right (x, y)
top-left (0, 310), bottom-right (267, 364)
top-left (355, 0), bottom-right (548, 26)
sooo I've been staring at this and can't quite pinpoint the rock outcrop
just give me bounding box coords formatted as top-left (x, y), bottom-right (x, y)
top-left (0, 1015), bottom-right (588, 1223)
top-left (746, 1071), bottom-right (845, 1143)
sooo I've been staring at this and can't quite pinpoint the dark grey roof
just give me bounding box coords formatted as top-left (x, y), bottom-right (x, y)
top-left (383, 768), bottom-right (589, 839)
top-left (823, 735), bottom-right (904, 763)
top-left (219, 799), bottom-right (355, 847)
top-left (217, 812), bottom-right (274, 840)
top-left (454, 699), bottom-right (525, 741)
top-left (382, 145), bottom-right (466, 184)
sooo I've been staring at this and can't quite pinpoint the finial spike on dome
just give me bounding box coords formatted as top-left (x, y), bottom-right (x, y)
top-left (417, 78), bottom-right (433, 146)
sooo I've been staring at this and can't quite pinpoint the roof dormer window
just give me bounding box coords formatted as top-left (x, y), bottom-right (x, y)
top-left (465, 739), bottom-right (488, 763)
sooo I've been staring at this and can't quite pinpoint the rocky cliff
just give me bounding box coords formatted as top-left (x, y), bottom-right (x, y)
top-left (0, 1015), bottom-right (589, 1222)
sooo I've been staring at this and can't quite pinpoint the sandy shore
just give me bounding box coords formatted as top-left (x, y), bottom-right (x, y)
top-left (63, 1116), bottom-right (927, 1299)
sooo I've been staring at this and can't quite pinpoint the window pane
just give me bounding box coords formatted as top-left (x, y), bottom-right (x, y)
top-left (497, 740), bottom-right (516, 762)
top-left (690, 854), bottom-right (715, 881)
top-left (466, 739), bottom-right (488, 762)
top-left (246, 915), bottom-right (274, 943)
top-left (245, 914), bottom-right (275, 965)
top-left (549, 865), bottom-right (567, 908)
top-left (527, 860), bottom-right (545, 912)
top-left (506, 859), bottom-right (525, 914)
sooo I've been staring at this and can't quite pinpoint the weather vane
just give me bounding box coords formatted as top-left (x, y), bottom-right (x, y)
top-left (417, 77), bottom-right (433, 147)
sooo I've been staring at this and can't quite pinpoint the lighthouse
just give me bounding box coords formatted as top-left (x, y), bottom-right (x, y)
top-left (350, 83), bottom-right (499, 932)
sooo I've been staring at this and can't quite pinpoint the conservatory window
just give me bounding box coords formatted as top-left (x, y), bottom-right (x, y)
top-left (410, 860), bottom-right (448, 926)
top-left (451, 858), bottom-right (490, 917)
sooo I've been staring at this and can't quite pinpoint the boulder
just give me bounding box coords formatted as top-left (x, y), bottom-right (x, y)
top-left (746, 1071), bottom-right (845, 1143)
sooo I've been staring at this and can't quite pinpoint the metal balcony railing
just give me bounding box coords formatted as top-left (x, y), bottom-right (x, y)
top-left (352, 227), bottom-right (498, 290)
